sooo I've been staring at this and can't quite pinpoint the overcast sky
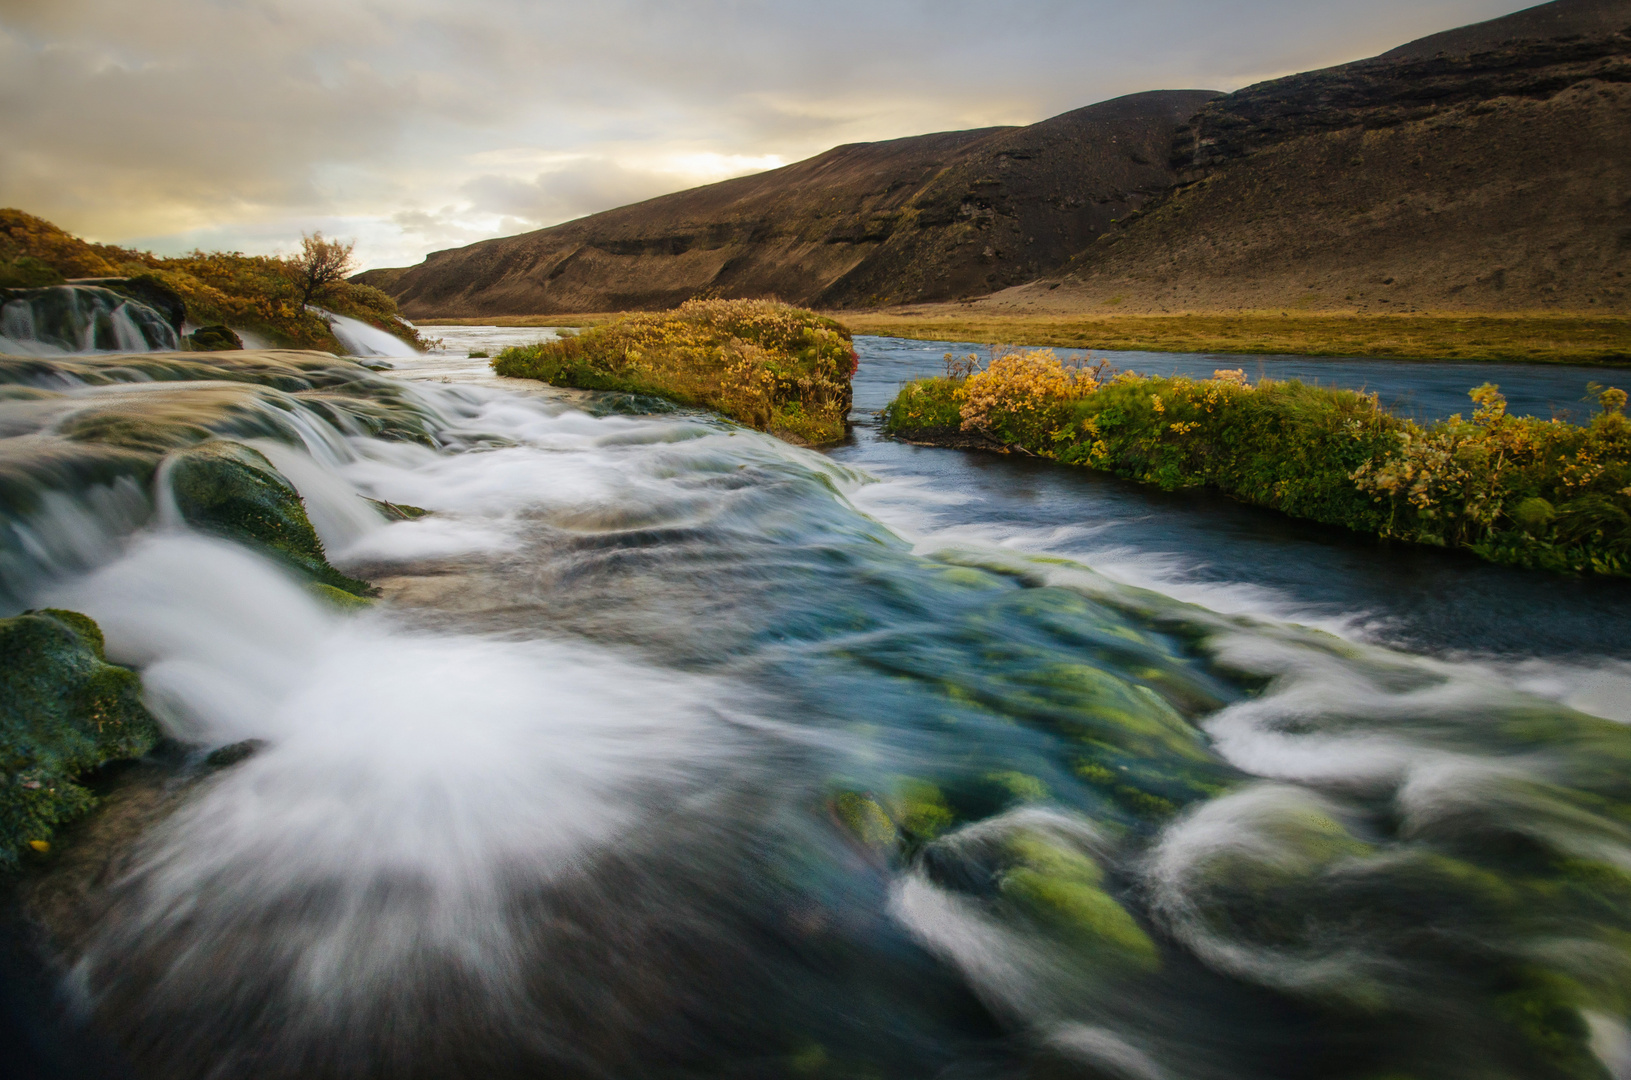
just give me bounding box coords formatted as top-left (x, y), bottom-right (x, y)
top-left (0, 0), bottom-right (1532, 270)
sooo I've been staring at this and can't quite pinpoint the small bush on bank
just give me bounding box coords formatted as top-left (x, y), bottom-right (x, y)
top-left (492, 299), bottom-right (858, 445)
top-left (880, 350), bottom-right (1631, 576)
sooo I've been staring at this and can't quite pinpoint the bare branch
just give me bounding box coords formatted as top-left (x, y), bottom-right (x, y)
top-left (289, 231), bottom-right (357, 308)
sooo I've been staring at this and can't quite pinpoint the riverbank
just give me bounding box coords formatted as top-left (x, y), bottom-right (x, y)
top-left (839, 310), bottom-right (1631, 365)
top-left (880, 351), bottom-right (1631, 576)
top-left (2, 209), bottom-right (427, 353)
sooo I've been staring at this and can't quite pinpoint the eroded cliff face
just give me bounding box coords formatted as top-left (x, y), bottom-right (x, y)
top-left (974, 4), bottom-right (1631, 315)
top-left (357, 91), bottom-right (1219, 317)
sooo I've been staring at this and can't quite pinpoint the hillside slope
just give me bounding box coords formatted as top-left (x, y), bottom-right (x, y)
top-left (973, 0), bottom-right (1631, 315)
top-left (359, 90), bottom-right (1219, 317)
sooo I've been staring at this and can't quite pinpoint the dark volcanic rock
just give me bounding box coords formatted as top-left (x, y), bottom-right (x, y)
top-left (976, 0), bottom-right (1631, 315)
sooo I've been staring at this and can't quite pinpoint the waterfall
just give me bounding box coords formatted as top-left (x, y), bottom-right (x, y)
top-left (314, 308), bottom-right (420, 358)
top-left (0, 285), bottom-right (179, 355)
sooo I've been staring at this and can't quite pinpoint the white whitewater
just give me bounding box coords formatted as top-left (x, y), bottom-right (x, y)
top-left (0, 286), bottom-right (178, 355)
top-left (315, 308), bottom-right (420, 357)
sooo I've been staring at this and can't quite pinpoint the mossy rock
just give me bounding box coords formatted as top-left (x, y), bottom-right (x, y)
top-left (166, 441), bottom-right (376, 598)
top-left (186, 324), bottom-right (244, 352)
top-left (307, 582), bottom-right (375, 612)
top-left (0, 609), bottom-right (160, 866)
top-left (997, 831), bottom-right (1159, 968)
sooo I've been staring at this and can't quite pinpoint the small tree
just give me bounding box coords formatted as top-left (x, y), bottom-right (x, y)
top-left (289, 231), bottom-right (356, 308)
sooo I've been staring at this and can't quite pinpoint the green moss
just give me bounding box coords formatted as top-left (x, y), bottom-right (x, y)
top-left (998, 832), bottom-right (1158, 966)
top-left (0, 609), bottom-right (160, 866)
top-left (167, 441), bottom-right (376, 598)
top-left (307, 582), bottom-right (376, 612)
top-left (832, 791), bottom-right (897, 853)
top-left (891, 779), bottom-right (956, 842)
top-left (986, 770), bottom-right (1050, 804)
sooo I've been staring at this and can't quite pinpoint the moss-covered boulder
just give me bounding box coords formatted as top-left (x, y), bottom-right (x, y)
top-left (186, 324), bottom-right (244, 351)
top-left (0, 609), bottom-right (160, 866)
top-left (166, 441), bottom-right (375, 598)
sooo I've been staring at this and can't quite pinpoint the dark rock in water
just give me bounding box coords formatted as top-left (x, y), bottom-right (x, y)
top-left (366, 497), bottom-right (430, 521)
top-left (0, 609), bottom-right (160, 866)
top-left (166, 440), bottom-right (377, 598)
top-left (185, 324), bottom-right (243, 351)
top-left (203, 740), bottom-right (266, 769)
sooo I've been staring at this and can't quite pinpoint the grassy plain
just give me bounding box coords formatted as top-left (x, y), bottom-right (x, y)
top-left (838, 311), bottom-right (1631, 365)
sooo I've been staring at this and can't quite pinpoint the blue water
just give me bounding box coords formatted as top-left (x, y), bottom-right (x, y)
top-left (848, 335), bottom-right (1628, 422)
top-left (832, 336), bottom-right (1631, 661)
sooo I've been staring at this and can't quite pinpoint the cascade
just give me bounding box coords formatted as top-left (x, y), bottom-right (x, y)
top-left (0, 285), bottom-right (179, 355)
top-left (313, 307), bottom-right (420, 357)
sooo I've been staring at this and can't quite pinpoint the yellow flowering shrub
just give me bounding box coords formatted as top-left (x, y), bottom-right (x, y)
top-left (957, 349), bottom-right (1099, 446)
top-left (884, 353), bottom-right (1631, 577)
top-left (493, 299), bottom-right (856, 445)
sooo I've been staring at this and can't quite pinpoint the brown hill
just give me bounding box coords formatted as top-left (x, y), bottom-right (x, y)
top-left (359, 90), bottom-right (1220, 317)
top-left (971, 0), bottom-right (1631, 316)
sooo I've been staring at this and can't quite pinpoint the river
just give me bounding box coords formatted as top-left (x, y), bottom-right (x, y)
top-left (4, 330), bottom-right (1631, 1080)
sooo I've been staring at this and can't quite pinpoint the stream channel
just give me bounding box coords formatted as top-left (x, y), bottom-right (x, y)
top-left (5, 329), bottom-right (1631, 1080)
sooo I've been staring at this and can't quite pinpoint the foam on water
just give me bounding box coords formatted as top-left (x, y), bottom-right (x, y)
top-left (7, 343), bottom-right (1631, 1079)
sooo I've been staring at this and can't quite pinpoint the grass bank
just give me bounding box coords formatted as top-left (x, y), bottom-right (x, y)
top-left (881, 351), bottom-right (1631, 575)
top-left (1, 209), bottom-right (428, 352)
top-left (492, 299), bottom-right (857, 445)
top-left (840, 311), bottom-right (1631, 365)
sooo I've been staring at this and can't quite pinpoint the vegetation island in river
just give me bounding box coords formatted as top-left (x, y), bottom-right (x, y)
top-left (882, 350), bottom-right (1631, 576)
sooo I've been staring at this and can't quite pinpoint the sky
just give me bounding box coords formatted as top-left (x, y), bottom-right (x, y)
top-left (0, 0), bottom-right (1535, 271)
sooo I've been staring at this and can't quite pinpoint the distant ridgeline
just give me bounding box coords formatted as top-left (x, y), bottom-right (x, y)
top-left (358, 0), bottom-right (1631, 317)
top-left (0, 209), bottom-right (426, 355)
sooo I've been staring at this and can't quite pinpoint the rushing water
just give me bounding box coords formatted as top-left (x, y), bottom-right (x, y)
top-left (4, 335), bottom-right (1631, 1080)
top-left (0, 286), bottom-right (179, 356)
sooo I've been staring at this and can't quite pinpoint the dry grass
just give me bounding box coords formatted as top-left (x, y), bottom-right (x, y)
top-left (415, 314), bottom-right (616, 328)
top-left (836, 310), bottom-right (1631, 366)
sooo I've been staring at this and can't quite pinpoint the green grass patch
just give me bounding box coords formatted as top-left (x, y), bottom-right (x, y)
top-left (842, 311), bottom-right (1631, 366)
top-left (492, 299), bottom-right (858, 445)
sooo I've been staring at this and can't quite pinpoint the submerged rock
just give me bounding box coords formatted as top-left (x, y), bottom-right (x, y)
top-left (0, 609), bottom-right (159, 866)
top-left (166, 441), bottom-right (377, 598)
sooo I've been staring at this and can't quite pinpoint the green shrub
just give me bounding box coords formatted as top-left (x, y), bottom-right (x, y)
top-left (883, 352), bottom-right (1631, 575)
top-left (493, 299), bottom-right (857, 445)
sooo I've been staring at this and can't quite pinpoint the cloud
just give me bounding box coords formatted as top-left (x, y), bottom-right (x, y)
top-left (0, 0), bottom-right (1532, 269)
top-left (459, 152), bottom-right (788, 226)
